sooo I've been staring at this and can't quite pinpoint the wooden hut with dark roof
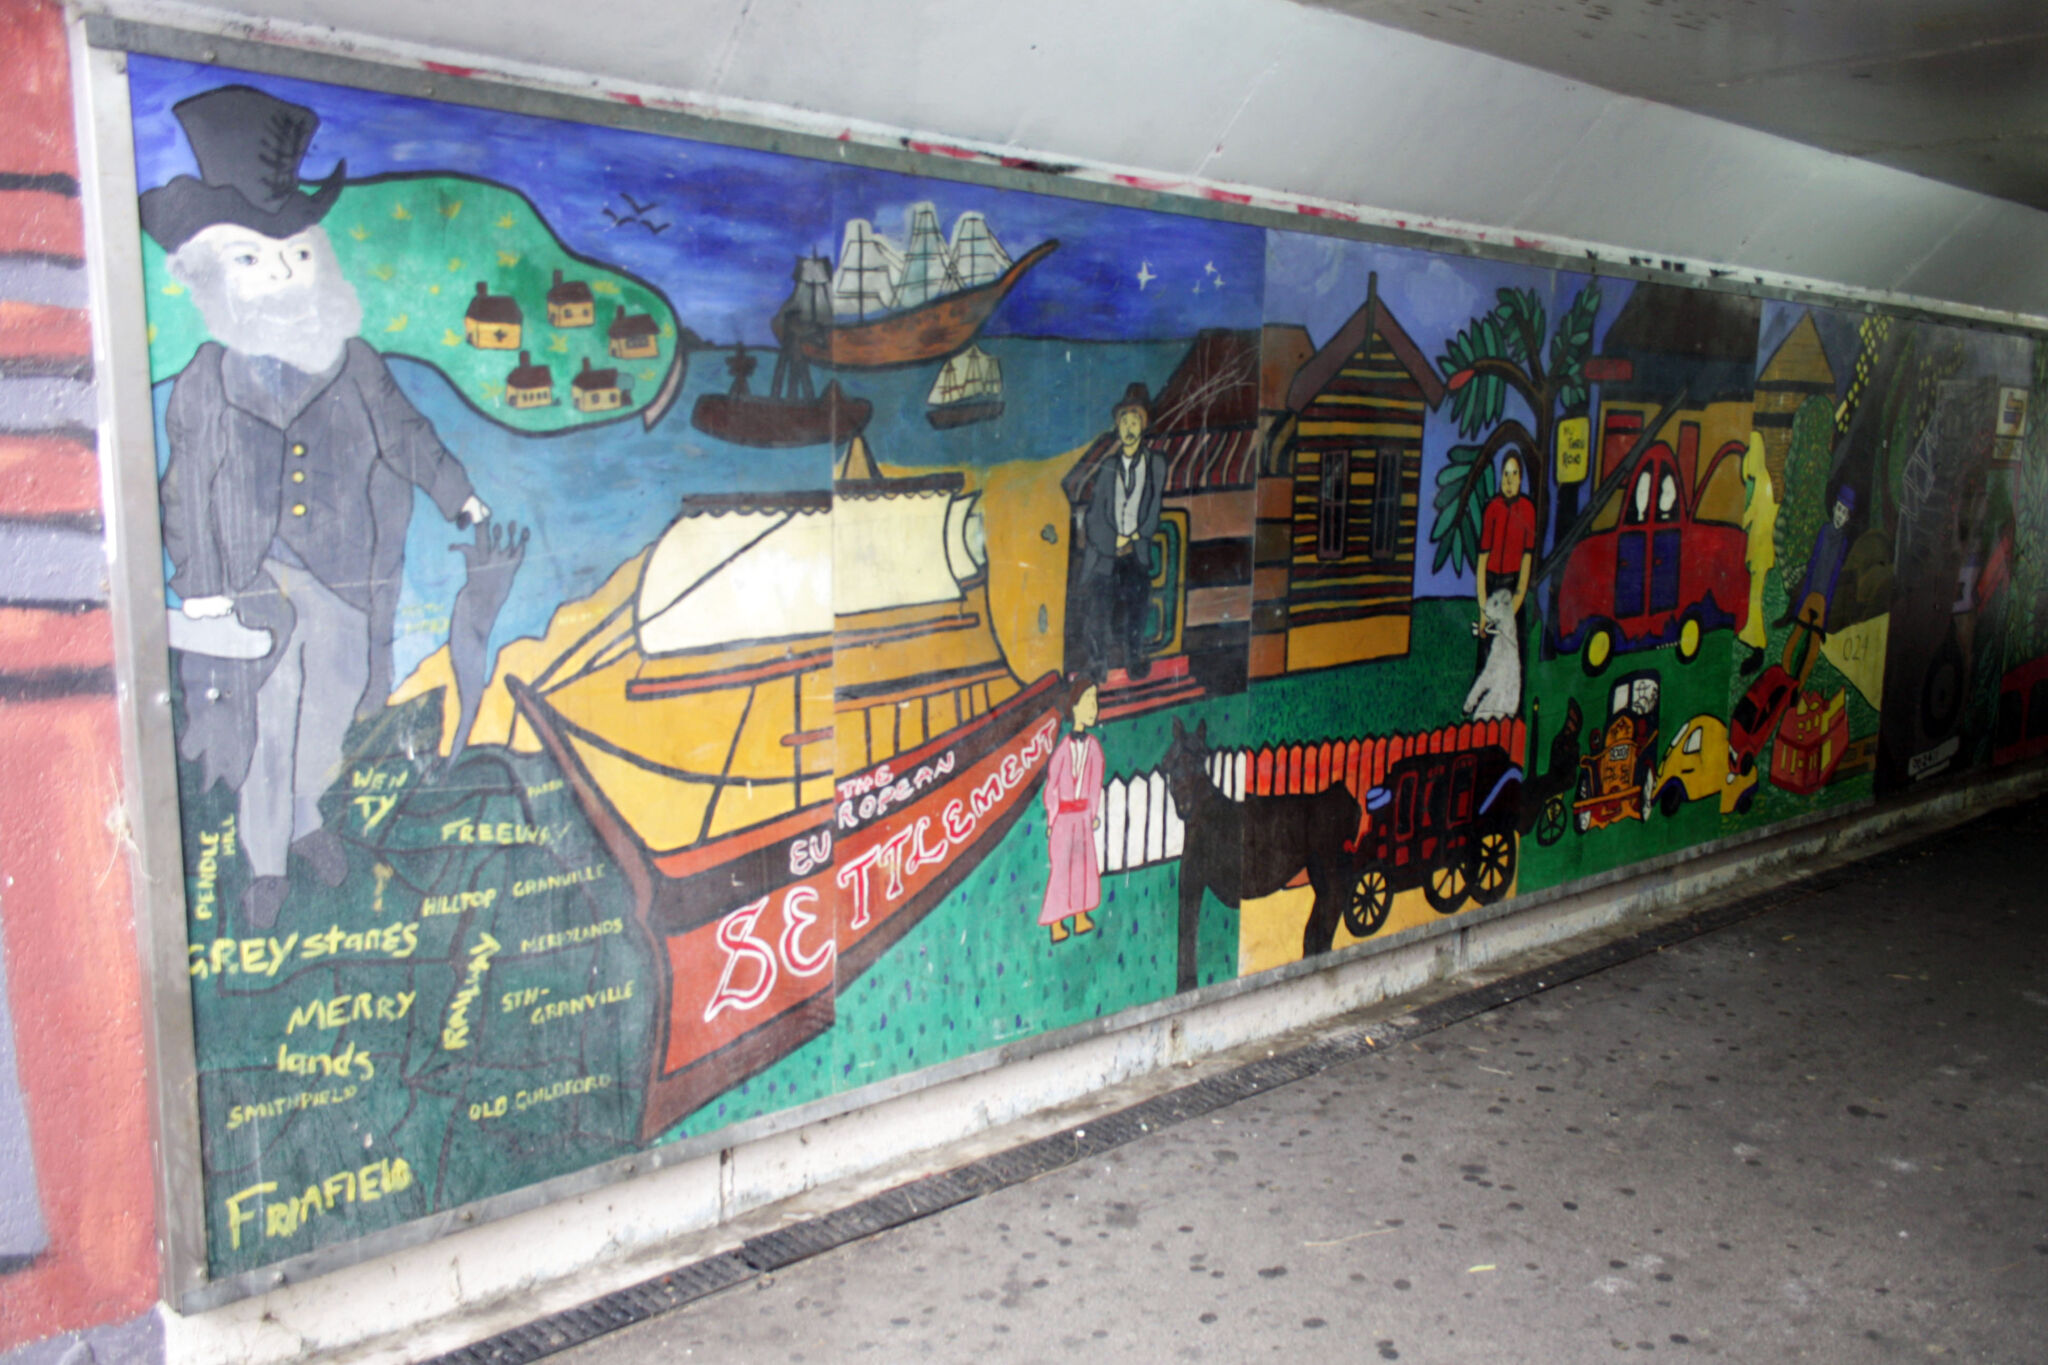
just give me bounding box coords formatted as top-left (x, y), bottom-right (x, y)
top-left (571, 356), bottom-right (628, 413)
top-left (607, 305), bottom-right (661, 360)
top-left (505, 350), bottom-right (555, 409)
top-left (463, 281), bottom-right (523, 350)
top-left (546, 269), bottom-right (596, 328)
top-left (1250, 276), bottom-right (1444, 678)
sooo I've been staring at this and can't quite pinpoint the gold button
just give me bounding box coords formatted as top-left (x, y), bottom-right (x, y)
top-left (291, 470), bottom-right (305, 483)
top-left (292, 443), bottom-right (307, 456)
top-left (291, 503), bottom-right (307, 517)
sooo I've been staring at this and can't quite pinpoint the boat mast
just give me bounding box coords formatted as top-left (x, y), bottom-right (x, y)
top-left (896, 203), bottom-right (963, 310)
top-left (771, 255), bottom-right (831, 399)
top-left (831, 220), bottom-right (902, 320)
top-left (948, 213), bottom-right (1012, 289)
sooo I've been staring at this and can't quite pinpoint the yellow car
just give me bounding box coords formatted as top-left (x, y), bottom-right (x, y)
top-left (1654, 714), bottom-right (1758, 817)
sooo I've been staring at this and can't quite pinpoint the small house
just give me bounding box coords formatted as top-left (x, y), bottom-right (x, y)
top-left (607, 306), bottom-right (661, 360)
top-left (546, 269), bottom-right (596, 328)
top-left (1250, 277), bottom-right (1444, 677)
top-left (464, 282), bottom-right (522, 350)
top-left (1752, 311), bottom-right (1835, 502)
top-left (571, 356), bottom-right (628, 414)
top-left (505, 351), bottom-right (554, 409)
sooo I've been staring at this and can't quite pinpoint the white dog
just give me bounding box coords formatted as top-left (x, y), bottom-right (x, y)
top-left (1464, 590), bottom-right (1521, 722)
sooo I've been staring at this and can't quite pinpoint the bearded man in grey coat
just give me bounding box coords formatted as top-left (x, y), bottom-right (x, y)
top-left (144, 85), bottom-right (489, 929)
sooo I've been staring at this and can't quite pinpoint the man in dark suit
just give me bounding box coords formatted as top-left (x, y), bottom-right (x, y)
top-left (143, 86), bottom-right (488, 929)
top-left (1080, 383), bottom-right (1166, 681)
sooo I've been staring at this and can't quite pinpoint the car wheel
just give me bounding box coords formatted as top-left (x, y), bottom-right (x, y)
top-left (1423, 857), bottom-right (1470, 914)
top-left (1676, 613), bottom-right (1703, 662)
top-left (1582, 623), bottom-right (1616, 677)
top-left (1345, 866), bottom-right (1392, 938)
top-left (1468, 829), bottom-right (1517, 905)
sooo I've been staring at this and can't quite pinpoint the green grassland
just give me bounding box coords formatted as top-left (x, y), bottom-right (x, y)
top-left (141, 174), bottom-right (682, 434)
top-left (1245, 597), bottom-right (1483, 744)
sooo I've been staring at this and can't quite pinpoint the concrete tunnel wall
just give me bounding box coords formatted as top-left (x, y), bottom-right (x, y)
top-left (1, 0), bottom-right (2046, 1360)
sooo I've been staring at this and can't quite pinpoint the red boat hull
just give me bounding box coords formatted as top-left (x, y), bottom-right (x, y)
top-left (508, 670), bottom-right (1064, 1140)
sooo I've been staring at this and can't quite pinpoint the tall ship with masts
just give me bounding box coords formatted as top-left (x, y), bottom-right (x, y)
top-left (509, 437), bottom-right (1064, 1138)
top-left (775, 202), bottom-right (1058, 370)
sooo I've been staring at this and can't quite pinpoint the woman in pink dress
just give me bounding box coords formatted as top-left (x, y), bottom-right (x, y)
top-left (1040, 681), bottom-right (1104, 943)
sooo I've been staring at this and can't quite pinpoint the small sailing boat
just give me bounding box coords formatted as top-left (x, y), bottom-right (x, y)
top-left (774, 203), bottom-right (1057, 371)
top-left (692, 258), bottom-right (874, 448)
top-left (925, 345), bottom-right (1003, 429)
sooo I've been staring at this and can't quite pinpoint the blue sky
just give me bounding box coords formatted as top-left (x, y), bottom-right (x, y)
top-left (129, 56), bottom-right (1262, 348)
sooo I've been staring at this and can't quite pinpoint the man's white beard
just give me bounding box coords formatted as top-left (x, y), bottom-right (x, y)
top-left (170, 228), bottom-right (363, 375)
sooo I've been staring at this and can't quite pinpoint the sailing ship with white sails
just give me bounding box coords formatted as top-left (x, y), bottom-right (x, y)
top-left (778, 202), bottom-right (1057, 370)
top-left (925, 344), bottom-right (1003, 429)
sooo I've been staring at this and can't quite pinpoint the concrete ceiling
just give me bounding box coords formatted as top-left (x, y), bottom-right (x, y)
top-left (97, 0), bottom-right (2048, 318)
top-left (1299, 0), bottom-right (2048, 211)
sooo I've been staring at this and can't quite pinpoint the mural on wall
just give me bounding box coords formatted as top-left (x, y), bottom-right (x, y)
top-left (1996, 344), bottom-right (2048, 766)
top-left (1226, 237), bottom-right (1558, 975)
top-left (129, 57), bottom-right (1259, 1276)
top-left (1872, 324), bottom-right (2036, 792)
top-left (1711, 302), bottom-right (1890, 832)
top-left (123, 56), bottom-right (2041, 1284)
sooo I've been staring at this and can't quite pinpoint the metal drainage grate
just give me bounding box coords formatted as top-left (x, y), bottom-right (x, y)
top-left (423, 846), bottom-right (1917, 1365)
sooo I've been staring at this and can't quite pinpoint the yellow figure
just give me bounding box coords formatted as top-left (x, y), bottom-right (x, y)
top-left (1738, 431), bottom-right (1778, 671)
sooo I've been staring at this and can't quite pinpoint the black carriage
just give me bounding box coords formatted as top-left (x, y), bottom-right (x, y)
top-left (1343, 744), bottom-right (1521, 938)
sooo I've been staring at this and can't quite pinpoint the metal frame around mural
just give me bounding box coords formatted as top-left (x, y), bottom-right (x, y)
top-left (74, 12), bottom-right (2048, 1313)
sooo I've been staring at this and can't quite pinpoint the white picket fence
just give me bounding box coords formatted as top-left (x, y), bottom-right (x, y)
top-left (1089, 749), bottom-right (1247, 874)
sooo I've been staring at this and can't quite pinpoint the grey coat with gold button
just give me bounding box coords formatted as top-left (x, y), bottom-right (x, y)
top-left (160, 337), bottom-right (475, 609)
top-left (160, 338), bottom-right (476, 791)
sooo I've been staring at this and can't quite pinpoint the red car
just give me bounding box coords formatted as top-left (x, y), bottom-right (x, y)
top-left (1555, 439), bottom-right (1749, 674)
top-left (1731, 664), bottom-right (1798, 773)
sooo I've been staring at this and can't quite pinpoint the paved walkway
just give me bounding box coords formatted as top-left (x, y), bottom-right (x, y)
top-left (555, 795), bottom-right (2048, 1363)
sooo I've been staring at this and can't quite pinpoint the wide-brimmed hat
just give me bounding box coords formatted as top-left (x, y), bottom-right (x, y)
top-left (1112, 382), bottom-right (1151, 418)
top-left (139, 85), bottom-right (347, 252)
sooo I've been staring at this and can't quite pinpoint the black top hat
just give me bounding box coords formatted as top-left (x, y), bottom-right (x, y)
top-left (139, 85), bottom-right (347, 252)
top-left (1113, 382), bottom-right (1151, 417)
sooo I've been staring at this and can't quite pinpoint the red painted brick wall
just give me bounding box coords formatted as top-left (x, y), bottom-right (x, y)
top-left (0, 0), bottom-right (161, 1351)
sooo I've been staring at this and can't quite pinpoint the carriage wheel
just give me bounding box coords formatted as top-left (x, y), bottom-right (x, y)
top-left (1423, 855), bottom-right (1470, 914)
top-left (1344, 866), bottom-right (1392, 938)
top-left (1468, 829), bottom-right (1517, 905)
top-left (1536, 794), bottom-right (1568, 846)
